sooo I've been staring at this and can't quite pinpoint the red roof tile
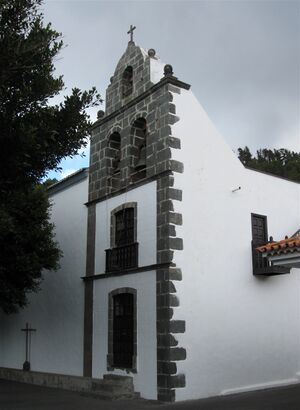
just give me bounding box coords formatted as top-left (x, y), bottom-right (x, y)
top-left (256, 233), bottom-right (300, 256)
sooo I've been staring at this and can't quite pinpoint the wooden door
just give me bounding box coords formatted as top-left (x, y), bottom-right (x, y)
top-left (113, 293), bottom-right (134, 368)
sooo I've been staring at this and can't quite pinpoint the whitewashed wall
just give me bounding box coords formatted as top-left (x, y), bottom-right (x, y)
top-left (94, 181), bottom-right (157, 274)
top-left (0, 176), bottom-right (88, 376)
top-left (92, 271), bottom-right (157, 400)
top-left (170, 89), bottom-right (300, 400)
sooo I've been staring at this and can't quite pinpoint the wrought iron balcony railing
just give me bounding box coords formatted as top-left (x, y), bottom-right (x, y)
top-left (105, 242), bottom-right (138, 272)
top-left (252, 241), bottom-right (290, 276)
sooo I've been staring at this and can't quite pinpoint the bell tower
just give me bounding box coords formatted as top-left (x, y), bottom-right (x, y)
top-left (84, 33), bottom-right (190, 401)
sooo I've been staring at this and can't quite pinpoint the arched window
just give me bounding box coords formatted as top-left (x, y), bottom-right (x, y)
top-left (108, 132), bottom-right (121, 175)
top-left (122, 66), bottom-right (133, 98)
top-left (131, 118), bottom-right (147, 181)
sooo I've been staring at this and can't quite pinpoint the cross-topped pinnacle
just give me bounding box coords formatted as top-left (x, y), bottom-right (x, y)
top-left (127, 25), bottom-right (136, 43)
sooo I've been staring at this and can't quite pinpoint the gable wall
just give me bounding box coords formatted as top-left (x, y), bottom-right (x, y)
top-left (169, 88), bottom-right (300, 400)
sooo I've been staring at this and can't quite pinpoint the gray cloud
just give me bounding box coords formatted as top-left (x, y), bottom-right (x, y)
top-left (44, 0), bottom-right (299, 153)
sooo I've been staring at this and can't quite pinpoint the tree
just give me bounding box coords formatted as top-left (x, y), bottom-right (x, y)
top-left (42, 178), bottom-right (58, 189)
top-left (0, 0), bottom-right (102, 313)
top-left (238, 146), bottom-right (300, 183)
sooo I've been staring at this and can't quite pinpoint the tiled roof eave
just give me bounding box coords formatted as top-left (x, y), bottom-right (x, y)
top-left (262, 246), bottom-right (300, 257)
top-left (257, 233), bottom-right (300, 255)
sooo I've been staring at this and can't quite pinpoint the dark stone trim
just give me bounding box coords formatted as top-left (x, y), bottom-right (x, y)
top-left (81, 262), bottom-right (172, 281)
top-left (83, 282), bottom-right (93, 377)
top-left (158, 374), bottom-right (186, 388)
top-left (83, 204), bottom-right (96, 377)
top-left (85, 170), bottom-right (173, 207)
top-left (156, 170), bottom-right (186, 402)
top-left (107, 288), bottom-right (137, 373)
top-left (91, 77), bottom-right (191, 131)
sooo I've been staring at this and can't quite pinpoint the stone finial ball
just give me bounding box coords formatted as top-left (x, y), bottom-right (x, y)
top-left (97, 110), bottom-right (105, 119)
top-left (148, 48), bottom-right (156, 58)
top-left (164, 64), bottom-right (173, 76)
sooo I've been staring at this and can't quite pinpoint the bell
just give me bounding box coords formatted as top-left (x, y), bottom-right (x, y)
top-left (135, 145), bottom-right (146, 170)
top-left (112, 151), bottom-right (121, 172)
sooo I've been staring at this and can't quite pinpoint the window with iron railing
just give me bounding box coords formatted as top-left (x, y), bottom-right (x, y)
top-left (106, 207), bottom-right (138, 272)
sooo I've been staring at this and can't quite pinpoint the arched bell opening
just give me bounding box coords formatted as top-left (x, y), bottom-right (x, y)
top-left (130, 117), bottom-right (147, 182)
top-left (107, 131), bottom-right (121, 190)
top-left (122, 66), bottom-right (133, 98)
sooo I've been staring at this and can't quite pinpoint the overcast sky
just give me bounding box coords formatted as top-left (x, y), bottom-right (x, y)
top-left (43, 0), bottom-right (300, 179)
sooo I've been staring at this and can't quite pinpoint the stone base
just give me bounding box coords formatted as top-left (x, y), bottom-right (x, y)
top-left (0, 367), bottom-right (136, 400)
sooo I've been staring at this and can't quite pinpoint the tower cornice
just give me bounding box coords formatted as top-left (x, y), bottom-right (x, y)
top-left (91, 76), bottom-right (190, 132)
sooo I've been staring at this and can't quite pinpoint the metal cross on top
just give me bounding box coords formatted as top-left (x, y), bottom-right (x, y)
top-left (127, 25), bottom-right (136, 42)
top-left (21, 322), bottom-right (36, 371)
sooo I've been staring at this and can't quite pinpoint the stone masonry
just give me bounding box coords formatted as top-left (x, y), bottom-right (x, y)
top-left (85, 41), bottom-right (190, 401)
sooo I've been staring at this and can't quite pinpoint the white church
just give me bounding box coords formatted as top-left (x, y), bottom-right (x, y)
top-left (1, 37), bottom-right (300, 402)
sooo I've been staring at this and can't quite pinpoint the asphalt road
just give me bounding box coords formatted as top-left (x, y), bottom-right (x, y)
top-left (1, 379), bottom-right (300, 410)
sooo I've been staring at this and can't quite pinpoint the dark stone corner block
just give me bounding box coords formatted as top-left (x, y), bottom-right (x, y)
top-left (168, 268), bottom-right (182, 281)
top-left (158, 388), bottom-right (176, 402)
top-left (169, 159), bottom-right (184, 174)
top-left (158, 374), bottom-right (186, 389)
top-left (157, 250), bottom-right (174, 264)
top-left (157, 360), bottom-right (177, 375)
top-left (170, 320), bottom-right (185, 333)
top-left (170, 347), bottom-right (186, 361)
top-left (169, 237), bottom-right (183, 250)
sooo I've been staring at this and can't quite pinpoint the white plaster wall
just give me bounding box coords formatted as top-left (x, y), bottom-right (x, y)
top-left (0, 178), bottom-right (88, 376)
top-left (94, 181), bottom-right (156, 274)
top-left (92, 271), bottom-right (157, 400)
top-left (170, 89), bottom-right (300, 400)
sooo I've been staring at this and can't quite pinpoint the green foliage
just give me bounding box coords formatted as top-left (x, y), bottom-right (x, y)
top-left (238, 146), bottom-right (300, 183)
top-left (42, 178), bottom-right (58, 189)
top-left (0, 0), bottom-right (102, 313)
top-left (0, 185), bottom-right (61, 313)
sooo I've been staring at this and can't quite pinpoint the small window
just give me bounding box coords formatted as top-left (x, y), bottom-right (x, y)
top-left (251, 213), bottom-right (268, 273)
top-left (122, 66), bottom-right (133, 98)
top-left (251, 213), bottom-right (268, 245)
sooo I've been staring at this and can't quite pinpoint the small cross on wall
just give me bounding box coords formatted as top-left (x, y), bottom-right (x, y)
top-left (21, 322), bottom-right (36, 371)
top-left (127, 25), bottom-right (136, 43)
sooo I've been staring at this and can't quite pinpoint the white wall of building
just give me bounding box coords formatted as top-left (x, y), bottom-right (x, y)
top-left (94, 181), bottom-right (157, 274)
top-left (170, 89), bottom-right (300, 400)
top-left (0, 176), bottom-right (88, 376)
top-left (92, 271), bottom-right (157, 400)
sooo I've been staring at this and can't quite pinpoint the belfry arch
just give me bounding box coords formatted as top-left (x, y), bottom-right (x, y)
top-left (122, 66), bottom-right (133, 98)
top-left (130, 117), bottom-right (147, 181)
top-left (107, 131), bottom-right (121, 190)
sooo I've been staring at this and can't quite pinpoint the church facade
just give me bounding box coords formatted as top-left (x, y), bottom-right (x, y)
top-left (0, 40), bottom-right (300, 402)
